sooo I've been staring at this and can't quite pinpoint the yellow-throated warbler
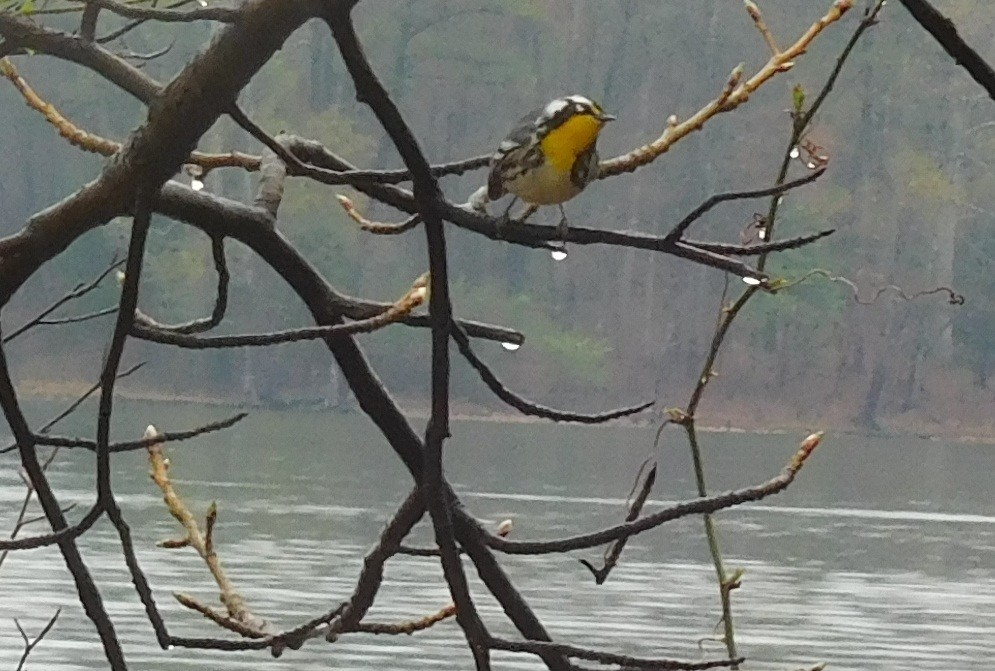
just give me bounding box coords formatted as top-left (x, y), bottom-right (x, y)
top-left (470, 95), bottom-right (615, 239)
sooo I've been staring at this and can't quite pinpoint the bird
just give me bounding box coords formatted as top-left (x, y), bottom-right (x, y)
top-left (469, 95), bottom-right (615, 240)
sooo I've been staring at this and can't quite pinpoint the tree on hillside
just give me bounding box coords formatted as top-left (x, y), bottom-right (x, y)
top-left (0, 1), bottom-right (989, 670)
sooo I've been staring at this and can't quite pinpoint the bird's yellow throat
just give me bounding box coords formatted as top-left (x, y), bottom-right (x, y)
top-left (540, 114), bottom-right (603, 173)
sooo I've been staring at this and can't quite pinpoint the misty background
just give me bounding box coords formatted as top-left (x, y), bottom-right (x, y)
top-left (1, 0), bottom-right (992, 434)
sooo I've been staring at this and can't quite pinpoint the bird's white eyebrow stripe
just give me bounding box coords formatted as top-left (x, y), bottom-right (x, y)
top-left (542, 99), bottom-right (570, 116)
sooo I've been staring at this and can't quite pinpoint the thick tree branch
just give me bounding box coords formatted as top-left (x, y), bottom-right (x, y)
top-left (327, 8), bottom-right (491, 669)
top-left (897, 0), bottom-right (995, 101)
top-left (0, 339), bottom-right (127, 669)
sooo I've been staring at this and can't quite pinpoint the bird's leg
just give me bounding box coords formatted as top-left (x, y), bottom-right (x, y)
top-left (495, 197), bottom-right (519, 239)
top-left (557, 204), bottom-right (570, 242)
top-left (518, 204), bottom-right (539, 223)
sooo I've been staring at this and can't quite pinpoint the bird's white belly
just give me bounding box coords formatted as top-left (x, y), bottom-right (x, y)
top-left (505, 162), bottom-right (582, 205)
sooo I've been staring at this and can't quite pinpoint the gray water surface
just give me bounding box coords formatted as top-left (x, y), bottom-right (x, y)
top-left (1, 400), bottom-right (993, 670)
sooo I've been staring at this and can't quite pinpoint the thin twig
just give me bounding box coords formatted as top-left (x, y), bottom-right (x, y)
top-left (452, 322), bottom-right (653, 423)
top-left (657, 6), bottom-right (886, 664)
top-left (773, 269), bottom-right (965, 305)
top-left (689, 230), bottom-right (833, 256)
top-left (579, 460), bottom-right (657, 584)
top-left (0, 503), bottom-right (102, 551)
top-left (598, 0), bottom-right (853, 177)
top-left (69, 0), bottom-right (240, 23)
top-left (131, 273), bottom-right (428, 347)
top-left (14, 609), bottom-right (61, 671)
top-left (488, 636), bottom-right (743, 670)
top-left (34, 412), bottom-right (248, 452)
top-left (337, 196), bottom-right (422, 234)
top-left (0, 362), bottom-right (145, 455)
top-left (744, 1), bottom-right (780, 56)
top-left (483, 433), bottom-right (823, 555)
top-left (133, 234), bottom-right (229, 334)
top-left (664, 169), bottom-right (826, 241)
top-left (146, 424), bottom-right (275, 636)
top-left (2, 255), bottom-right (122, 343)
top-left (35, 306), bottom-right (117, 325)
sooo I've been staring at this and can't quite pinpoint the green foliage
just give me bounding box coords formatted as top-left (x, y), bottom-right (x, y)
top-left (890, 148), bottom-right (963, 206)
top-left (4, 0), bottom-right (995, 417)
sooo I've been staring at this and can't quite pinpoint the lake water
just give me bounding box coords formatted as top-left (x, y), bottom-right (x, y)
top-left (1, 399), bottom-right (993, 670)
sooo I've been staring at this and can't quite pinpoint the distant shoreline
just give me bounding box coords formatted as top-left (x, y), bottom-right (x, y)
top-left (15, 378), bottom-right (995, 447)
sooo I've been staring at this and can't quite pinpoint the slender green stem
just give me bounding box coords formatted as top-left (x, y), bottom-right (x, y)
top-left (669, 6), bottom-right (887, 666)
top-left (684, 421), bottom-right (737, 663)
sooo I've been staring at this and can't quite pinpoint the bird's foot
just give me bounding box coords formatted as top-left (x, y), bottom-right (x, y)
top-left (557, 216), bottom-right (569, 243)
top-left (494, 212), bottom-right (509, 240)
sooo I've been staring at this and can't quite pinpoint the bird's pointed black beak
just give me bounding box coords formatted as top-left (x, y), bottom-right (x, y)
top-left (599, 113), bottom-right (617, 122)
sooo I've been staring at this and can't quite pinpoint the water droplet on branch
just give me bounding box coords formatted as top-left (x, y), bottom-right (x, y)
top-left (550, 248), bottom-right (568, 261)
top-left (501, 341), bottom-right (521, 352)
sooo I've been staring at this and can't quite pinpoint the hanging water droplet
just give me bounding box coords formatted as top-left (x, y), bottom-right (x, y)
top-left (789, 147), bottom-right (800, 159)
top-left (167, 644), bottom-right (175, 651)
top-left (550, 248), bottom-right (568, 261)
top-left (191, 179), bottom-right (204, 192)
top-left (742, 276), bottom-right (762, 286)
top-left (758, 229), bottom-right (766, 240)
top-left (501, 341), bottom-right (521, 351)
top-left (806, 161), bottom-right (817, 169)
top-left (776, 196), bottom-right (784, 206)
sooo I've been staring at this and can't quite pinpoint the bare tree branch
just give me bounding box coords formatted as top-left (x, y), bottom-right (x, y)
top-left (664, 168), bottom-right (826, 241)
top-left (452, 322), bottom-right (654, 423)
top-left (488, 636), bottom-right (743, 670)
top-left (131, 273), bottom-right (428, 348)
top-left (579, 460), bottom-right (657, 584)
top-left (2, 255), bottom-right (122, 343)
top-left (897, 0), bottom-right (995, 101)
top-left (133, 234), bottom-right (229, 334)
top-left (598, 0), bottom-right (854, 177)
top-left (34, 412), bottom-right (248, 452)
top-left (483, 433), bottom-right (823, 555)
top-left (0, 339), bottom-right (127, 668)
top-left (326, 7), bottom-right (492, 668)
top-left (14, 609), bottom-right (61, 671)
top-left (70, 0), bottom-right (241, 24)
